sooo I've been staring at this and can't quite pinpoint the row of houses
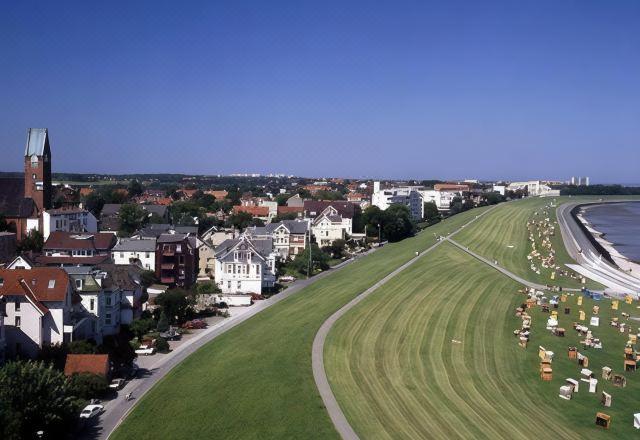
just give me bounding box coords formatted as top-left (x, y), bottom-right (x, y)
top-left (0, 263), bottom-right (144, 362)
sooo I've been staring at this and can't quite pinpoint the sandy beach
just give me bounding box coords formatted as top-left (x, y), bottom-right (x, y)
top-left (577, 209), bottom-right (640, 280)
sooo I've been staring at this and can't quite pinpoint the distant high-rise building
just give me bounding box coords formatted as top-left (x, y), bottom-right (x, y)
top-left (585, 176), bottom-right (590, 186)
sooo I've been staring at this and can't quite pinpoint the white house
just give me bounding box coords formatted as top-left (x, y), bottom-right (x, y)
top-left (214, 236), bottom-right (277, 294)
top-left (42, 208), bottom-right (98, 240)
top-left (420, 189), bottom-right (459, 212)
top-left (247, 220), bottom-right (309, 259)
top-left (0, 268), bottom-right (95, 359)
top-left (111, 238), bottom-right (157, 271)
top-left (311, 210), bottom-right (346, 247)
top-left (507, 181), bottom-right (560, 197)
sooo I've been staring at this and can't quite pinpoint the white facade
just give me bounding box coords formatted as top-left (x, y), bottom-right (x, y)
top-left (42, 210), bottom-right (98, 240)
top-left (111, 239), bottom-right (156, 271)
top-left (214, 238), bottom-right (277, 294)
top-left (312, 215), bottom-right (346, 247)
top-left (507, 181), bottom-right (558, 197)
top-left (492, 185), bottom-right (506, 196)
top-left (420, 189), bottom-right (460, 212)
top-left (372, 181), bottom-right (426, 219)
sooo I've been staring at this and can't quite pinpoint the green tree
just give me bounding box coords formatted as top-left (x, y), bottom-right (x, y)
top-left (84, 192), bottom-right (105, 216)
top-left (148, 213), bottom-right (165, 224)
top-left (382, 205), bottom-right (415, 242)
top-left (325, 239), bottom-right (346, 259)
top-left (225, 212), bottom-right (255, 230)
top-left (156, 289), bottom-right (192, 324)
top-left (129, 318), bottom-right (155, 342)
top-left (0, 360), bottom-right (80, 440)
top-left (290, 243), bottom-right (330, 276)
top-left (119, 204), bottom-right (148, 235)
top-left (0, 215), bottom-right (17, 233)
top-left (127, 179), bottom-right (144, 197)
top-left (156, 311), bottom-right (170, 332)
top-left (18, 229), bottom-right (44, 252)
top-left (423, 201), bottom-right (440, 223)
top-left (68, 373), bottom-right (109, 400)
top-left (68, 340), bottom-right (96, 355)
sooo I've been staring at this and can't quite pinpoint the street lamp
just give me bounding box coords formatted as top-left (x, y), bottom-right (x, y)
top-left (377, 223), bottom-right (381, 243)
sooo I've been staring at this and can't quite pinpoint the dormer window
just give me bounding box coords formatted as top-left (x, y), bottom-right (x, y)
top-left (48, 280), bottom-right (56, 289)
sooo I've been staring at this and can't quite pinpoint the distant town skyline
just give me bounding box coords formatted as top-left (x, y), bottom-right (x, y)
top-left (1, 1), bottom-right (638, 182)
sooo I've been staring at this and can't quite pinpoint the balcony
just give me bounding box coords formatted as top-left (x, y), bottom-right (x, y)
top-left (161, 276), bottom-right (175, 284)
top-left (161, 263), bottom-right (175, 270)
top-left (162, 247), bottom-right (175, 256)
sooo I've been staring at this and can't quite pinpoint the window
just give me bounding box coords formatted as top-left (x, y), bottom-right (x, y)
top-left (120, 252), bottom-right (124, 258)
top-left (237, 281), bottom-right (242, 290)
top-left (15, 298), bottom-right (20, 312)
top-left (32, 173), bottom-right (36, 179)
top-left (227, 281), bottom-right (231, 289)
top-left (15, 316), bottom-right (21, 328)
top-left (90, 298), bottom-right (95, 311)
top-left (106, 296), bottom-right (112, 306)
top-left (75, 279), bottom-right (82, 289)
top-left (105, 313), bottom-right (111, 325)
top-left (145, 252), bottom-right (150, 258)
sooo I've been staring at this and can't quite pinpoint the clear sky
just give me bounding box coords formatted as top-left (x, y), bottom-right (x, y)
top-left (0, 1), bottom-right (638, 183)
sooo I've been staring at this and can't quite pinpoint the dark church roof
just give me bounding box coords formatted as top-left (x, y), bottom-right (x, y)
top-left (0, 178), bottom-right (35, 218)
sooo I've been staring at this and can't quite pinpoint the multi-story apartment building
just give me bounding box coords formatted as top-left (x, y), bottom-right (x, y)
top-left (155, 234), bottom-right (198, 288)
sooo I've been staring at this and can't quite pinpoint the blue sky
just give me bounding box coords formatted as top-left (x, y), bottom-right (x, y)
top-left (0, 1), bottom-right (638, 182)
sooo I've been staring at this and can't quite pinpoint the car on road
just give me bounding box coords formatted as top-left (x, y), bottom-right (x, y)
top-left (80, 404), bottom-right (104, 419)
top-left (109, 378), bottom-right (126, 390)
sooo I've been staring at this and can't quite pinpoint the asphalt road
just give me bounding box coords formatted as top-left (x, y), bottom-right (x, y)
top-left (311, 205), bottom-right (499, 440)
top-left (82, 252), bottom-right (371, 440)
top-left (556, 202), bottom-right (640, 293)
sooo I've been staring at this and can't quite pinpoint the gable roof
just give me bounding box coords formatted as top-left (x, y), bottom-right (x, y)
top-left (0, 178), bottom-right (36, 218)
top-left (24, 128), bottom-right (50, 157)
top-left (0, 267), bottom-right (70, 306)
top-left (303, 200), bottom-right (355, 219)
top-left (64, 354), bottom-right (110, 377)
top-left (232, 205), bottom-right (269, 216)
top-left (44, 231), bottom-right (116, 251)
top-left (94, 263), bottom-right (143, 291)
top-left (112, 238), bottom-right (157, 252)
top-left (214, 237), bottom-right (272, 261)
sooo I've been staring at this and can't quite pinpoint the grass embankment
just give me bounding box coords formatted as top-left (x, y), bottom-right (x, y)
top-left (454, 197), bottom-right (605, 290)
top-left (112, 206), bottom-right (492, 440)
top-left (325, 243), bottom-right (640, 439)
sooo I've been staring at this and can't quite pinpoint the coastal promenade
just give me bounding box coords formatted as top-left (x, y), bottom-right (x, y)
top-left (556, 202), bottom-right (640, 294)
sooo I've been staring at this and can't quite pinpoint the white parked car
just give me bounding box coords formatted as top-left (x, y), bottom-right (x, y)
top-left (109, 378), bottom-right (126, 390)
top-left (80, 404), bottom-right (104, 419)
top-left (135, 345), bottom-right (156, 356)
top-left (279, 275), bottom-right (296, 282)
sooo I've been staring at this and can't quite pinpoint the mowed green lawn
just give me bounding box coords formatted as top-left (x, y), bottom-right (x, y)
top-left (454, 197), bottom-right (605, 290)
top-left (112, 206), bottom-right (492, 440)
top-left (325, 243), bottom-right (640, 439)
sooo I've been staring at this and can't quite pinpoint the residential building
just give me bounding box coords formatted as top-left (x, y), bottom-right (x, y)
top-left (371, 181), bottom-right (424, 219)
top-left (5, 255), bottom-right (35, 270)
top-left (198, 227), bottom-right (236, 279)
top-left (311, 211), bottom-right (346, 247)
top-left (303, 200), bottom-right (356, 235)
top-left (0, 268), bottom-right (95, 359)
top-left (493, 185), bottom-right (506, 196)
top-left (67, 264), bottom-right (145, 341)
top-left (0, 128), bottom-right (52, 240)
top-left (286, 194), bottom-right (304, 208)
top-left (155, 234), bottom-right (198, 288)
top-left (38, 231), bottom-right (116, 266)
top-left (232, 205), bottom-right (270, 222)
top-left (276, 206), bottom-right (304, 218)
top-left (112, 239), bottom-right (157, 270)
top-left (507, 181), bottom-right (560, 197)
top-left (214, 236), bottom-right (277, 294)
top-left (42, 208), bottom-right (98, 239)
top-left (247, 220), bottom-right (309, 259)
top-left (0, 233), bottom-right (17, 265)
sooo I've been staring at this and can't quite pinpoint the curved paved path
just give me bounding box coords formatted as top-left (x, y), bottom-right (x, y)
top-left (311, 206), bottom-right (499, 440)
top-left (93, 252), bottom-right (372, 440)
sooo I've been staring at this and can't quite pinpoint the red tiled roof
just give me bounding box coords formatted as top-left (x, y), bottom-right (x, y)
top-left (206, 190), bottom-right (228, 199)
top-left (79, 188), bottom-right (95, 197)
top-left (0, 267), bottom-right (70, 305)
top-left (277, 206), bottom-right (303, 215)
top-left (232, 206), bottom-right (269, 216)
top-left (64, 354), bottom-right (110, 377)
top-left (35, 255), bottom-right (111, 266)
top-left (44, 231), bottom-right (116, 251)
top-left (434, 183), bottom-right (470, 191)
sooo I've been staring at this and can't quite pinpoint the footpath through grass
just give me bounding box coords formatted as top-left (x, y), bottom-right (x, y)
top-left (455, 197), bottom-right (606, 290)
top-left (325, 243), bottom-right (640, 439)
top-left (112, 206), bottom-right (491, 440)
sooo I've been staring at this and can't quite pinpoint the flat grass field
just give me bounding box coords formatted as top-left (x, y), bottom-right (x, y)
top-left (325, 242), bottom-right (640, 439)
top-left (454, 196), bottom-right (606, 290)
top-left (112, 206), bottom-right (492, 440)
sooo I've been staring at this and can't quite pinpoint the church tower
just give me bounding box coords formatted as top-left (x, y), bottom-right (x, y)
top-left (24, 128), bottom-right (52, 212)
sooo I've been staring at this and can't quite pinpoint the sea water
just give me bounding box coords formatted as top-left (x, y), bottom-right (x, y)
top-left (582, 202), bottom-right (640, 263)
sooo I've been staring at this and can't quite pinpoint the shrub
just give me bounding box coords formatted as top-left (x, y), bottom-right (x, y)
top-left (155, 338), bottom-right (170, 353)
